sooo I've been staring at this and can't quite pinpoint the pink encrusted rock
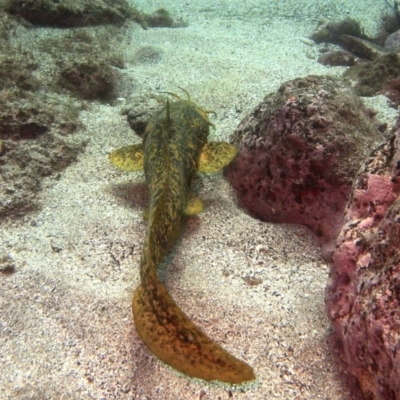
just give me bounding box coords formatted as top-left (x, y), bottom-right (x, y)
top-left (226, 75), bottom-right (383, 260)
top-left (326, 122), bottom-right (400, 400)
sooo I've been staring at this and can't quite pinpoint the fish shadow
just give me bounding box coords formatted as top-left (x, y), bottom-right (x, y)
top-left (107, 180), bottom-right (149, 211)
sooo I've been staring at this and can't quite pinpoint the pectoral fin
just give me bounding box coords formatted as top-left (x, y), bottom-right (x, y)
top-left (199, 142), bottom-right (238, 173)
top-left (184, 195), bottom-right (203, 216)
top-left (109, 144), bottom-right (144, 172)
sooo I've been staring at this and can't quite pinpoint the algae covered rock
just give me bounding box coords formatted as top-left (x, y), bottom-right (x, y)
top-left (0, 90), bottom-right (85, 218)
top-left (311, 17), bottom-right (386, 61)
top-left (0, 51), bottom-right (40, 91)
top-left (326, 120), bottom-right (400, 400)
top-left (4, 0), bottom-right (145, 28)
top-left (123, 95), bottom-right (164, 137)
top-left (0, 6), bottom-right (141, 219)
top-left (59, 60), bottom-right (117, 101)
top-left (226, 75), bottom-right (383, 260)
top-left (317, 50), bottom-right (355, 67)
top-left (4, 0), bottom-right (187, 29)
top-left (144, 8), bottom-right (188, 28)
top-left (310, 17), bottom-right (362, 44)
top-left (35, 27), bottom-right (125, 102)
top-left (344, 52), bottom-right (400, 105)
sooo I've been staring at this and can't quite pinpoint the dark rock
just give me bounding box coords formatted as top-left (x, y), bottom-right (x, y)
top-left (317, 50), bottom-right (355, 67)
top-left (371, 12), bottom-right (400, 47)
top-left (310, 18), bottom-right (362, 44)
top-left (381, 13), bottom-right (400, 35)
top-left (326, 119), bottom-right (400, 400)
top-left (144, 8), bottom-right (187, 28)
top-left (4, 0), bottom-right (145, 28)
top-left (339, 34), bottom-right (386, 60)
top-left (380, 77), bottom-right (400, 105)
top-left (344, 52), bottom-right (400, 103)
top-left (126, 109), bottom-right (152, 137)
top-left (225, 75), bottom-right (383, 260)
top-left (311, 17), bottom-right (387, 61)
top-left (34, 27), bottom-right (125, 101)
top-left (384, 29), bottom-right (400, 51)
top-left (123, 96), bottom-right (164, 137)
top-left (132, 46), bottom-right (163, 64)
top-left (59, 60), bottom-right (117, 102)
top-left (0, 255), bottom-right (16, 275)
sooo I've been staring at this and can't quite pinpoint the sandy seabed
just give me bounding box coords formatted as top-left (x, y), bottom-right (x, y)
top-left (1, 0), bottom-right (397, 399)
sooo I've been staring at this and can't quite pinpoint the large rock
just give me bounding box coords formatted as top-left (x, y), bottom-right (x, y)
top-left (4, 0), bottom-right (144, 28)
top-left (326, 121), bottom-right (400, 400)
top-left (226, 75), bottom-right (383, 260)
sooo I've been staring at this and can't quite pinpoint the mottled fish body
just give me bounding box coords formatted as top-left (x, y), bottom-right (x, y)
top-left (109, 93), bottom-right (255, 384)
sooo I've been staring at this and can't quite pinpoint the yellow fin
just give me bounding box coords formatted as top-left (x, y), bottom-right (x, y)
top-left (199, 142), bottom-right (238, 173)
top-left (184, 195), bottom-right (203, 216)
top-left (109, 144), bottom-right (144, 172)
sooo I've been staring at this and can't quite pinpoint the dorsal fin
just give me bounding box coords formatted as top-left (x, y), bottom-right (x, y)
top-left (161, 99), bottom-right (172, 135)
top-left (166, 99), bottom-right (171, 124)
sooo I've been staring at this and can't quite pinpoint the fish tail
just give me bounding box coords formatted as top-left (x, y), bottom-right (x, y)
top-left (132, 260), bottom-right (255, 384)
